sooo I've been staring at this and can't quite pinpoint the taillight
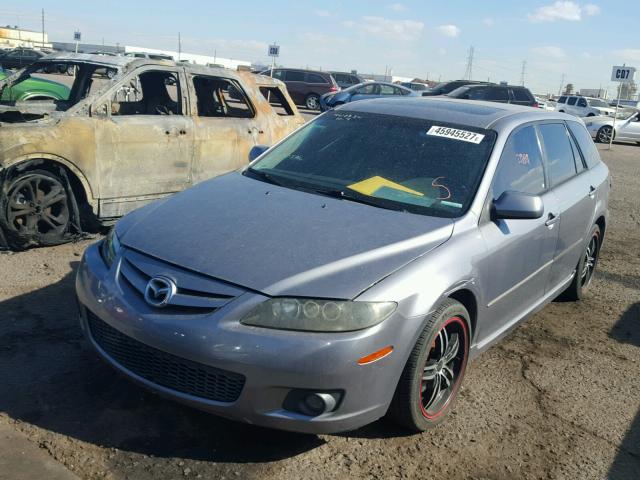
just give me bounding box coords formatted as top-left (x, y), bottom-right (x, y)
top-left (533, 102), bottom-right (540, 108)
top-left (329, 85), bottom-right (339, 92)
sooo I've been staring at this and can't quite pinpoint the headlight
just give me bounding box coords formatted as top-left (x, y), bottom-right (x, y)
top-left (240, 298), bottom-right (396, 332)
top-left (100, 228), bottom-right (122, 267)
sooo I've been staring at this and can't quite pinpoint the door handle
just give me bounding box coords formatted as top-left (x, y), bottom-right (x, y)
top-left (588, 185), bottom-right (597, 198)
top-left (545, 213), bottom-right (560, 227)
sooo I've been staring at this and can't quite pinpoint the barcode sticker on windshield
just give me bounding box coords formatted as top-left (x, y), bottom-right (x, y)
top-left (427, 126), bottom-right (485, 144)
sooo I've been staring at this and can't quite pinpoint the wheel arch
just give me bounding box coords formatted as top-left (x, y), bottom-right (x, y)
top-left (447, 288), bottom-right (477, 340)
top-left (595, 215), bottom-right (606, 241)
top-left (1, 155), bottom-right (96, 214)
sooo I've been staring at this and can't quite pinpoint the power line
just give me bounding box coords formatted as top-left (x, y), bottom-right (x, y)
top-left (464, 46), bottom-right (474, 80)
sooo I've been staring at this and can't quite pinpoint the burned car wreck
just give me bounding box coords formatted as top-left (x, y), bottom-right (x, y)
top-left (0, 53), bottom-right (304, 249)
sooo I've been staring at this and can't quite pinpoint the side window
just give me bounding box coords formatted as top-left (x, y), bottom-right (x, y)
top-left (259, 86), bottom-right (294, 116)
top-left (486, 87), bottom-right (509, 102)
top-left (306, 73), bottom-right (327, 84)
top-left (350, 75), bottom-right (361, 84)
top-left (512, 88), bottom-right (532, 102)
top-left (392, 86), bottom-right (405, 96)
top-left (356, 84), bottom-right (377, 95)
top-left (272, 70), bottom-right (284, 80)
top-left (567, 131), bottom-right (585, 173)
top-left (285, 70), bottom-right (305, 82)
top-left (539, 123), bottom-right (577, 186)
top-left (111, 70), bottom-right (181, 116)
top-left (334, 73), bottom-right (346, 83)
top-left (466, 88), bottom-right (488, 100)
top-left (558, 96), bottom-right (567, 104)
top-left (567, 97), bottom-right (577, 106)
top-left (193, 76), bottom-right (254, 118)
top-left (492, 125), bottom-right (546, 199)
top-left (577, 98), bottom-right (588, 107)
top-left (566, 121), bottom-right (602, 168)
top-left (379, 84), bottom-right (395, 95)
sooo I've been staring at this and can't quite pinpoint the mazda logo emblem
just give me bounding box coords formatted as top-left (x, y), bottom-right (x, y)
top-left (144, 276), bottom-right (177, 308)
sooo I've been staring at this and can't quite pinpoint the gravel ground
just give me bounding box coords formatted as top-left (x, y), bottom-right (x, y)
top-left (0, 143), bottom-right (638, 480)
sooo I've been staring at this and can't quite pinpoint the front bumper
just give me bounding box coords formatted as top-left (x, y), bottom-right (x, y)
top-left (76, 243), bottom-right (419, 434)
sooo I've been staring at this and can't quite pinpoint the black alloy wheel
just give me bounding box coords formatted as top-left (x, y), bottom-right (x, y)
top-left (0, 169), bottom-right (77, 249)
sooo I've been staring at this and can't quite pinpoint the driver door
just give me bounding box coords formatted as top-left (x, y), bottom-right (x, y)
top-left (476, 124), bottom-right (559, 344)
top-left (93, 66), bottom-right (194, 217)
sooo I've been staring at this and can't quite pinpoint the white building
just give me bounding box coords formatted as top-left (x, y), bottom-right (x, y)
top-left (579, 88), bottom-right (608, 99)
top-left (124, 45), bottom-right (250, 70)
top-left (0, 26), bottom-right (52, 50)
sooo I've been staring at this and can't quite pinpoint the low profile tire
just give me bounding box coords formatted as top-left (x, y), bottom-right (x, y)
top-left (559, 225), bottom-right (601, 301)
top-left (0, 169), bottom-right (79, 250)
top-left (388, 299), bottom-right (470, 432)
top-left (596, 125), bottom-right (614, 143)
top-left (305, 94), bottom-right (321, 110)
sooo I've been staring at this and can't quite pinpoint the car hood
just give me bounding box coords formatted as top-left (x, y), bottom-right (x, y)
top-left (118, 172), bottom-right (454, 299)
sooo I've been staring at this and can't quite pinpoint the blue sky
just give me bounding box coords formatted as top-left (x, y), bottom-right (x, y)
top-left (3, 1), bottom-right (638, 95)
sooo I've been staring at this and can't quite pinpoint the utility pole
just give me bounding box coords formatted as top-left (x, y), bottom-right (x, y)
top-left (178, 32), bottom-right (182, 61)
top-left (464, 46), bottom-right (474, 80)
top-left (520, 60), bottom-right (527, 86)
top-left (41, 9), bottom-right (45, 49)
top-left (558, 73), bottom-right (565, 96)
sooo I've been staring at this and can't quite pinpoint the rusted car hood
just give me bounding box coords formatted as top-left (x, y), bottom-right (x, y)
top-left (117, 172), bottom-right (453, 299)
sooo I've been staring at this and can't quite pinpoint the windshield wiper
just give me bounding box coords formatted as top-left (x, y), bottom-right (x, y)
top-left (312, 187), bottom-right (407, 212)
top-left (243, 167), bottom-right (287, 187)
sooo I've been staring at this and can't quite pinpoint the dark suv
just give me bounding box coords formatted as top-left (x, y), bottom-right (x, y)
top-left (446, 84), bottom-right (538, 107)
top-left (421, 79), bottom-right (488, 96)
top-left (263, 68), bottom-right (339, 110)
top-left (330, 71), bottom-right (365, 89)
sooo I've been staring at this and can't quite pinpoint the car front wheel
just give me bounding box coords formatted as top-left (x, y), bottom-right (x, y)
top-left (596, 126), bottom-right (614, 143)
top-left (388, 299), bottom-right (470, 431)
top-left (0, 169), bottom-right (78, 249)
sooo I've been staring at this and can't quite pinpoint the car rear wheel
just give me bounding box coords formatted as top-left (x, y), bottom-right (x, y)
top-left (388, 299), bottom-right (470, 432)
top-left (0, 169), bottom-right (78, 250)
top-left (596, 126), bottom-right (614, 143)
top-left (559, 224), bottom-right (601, 301)
top-left (305, 94), bottom-right (320, 110)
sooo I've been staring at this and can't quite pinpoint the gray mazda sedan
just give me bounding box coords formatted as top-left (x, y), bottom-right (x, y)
top-left (76, 98), bottom-right (610, 434)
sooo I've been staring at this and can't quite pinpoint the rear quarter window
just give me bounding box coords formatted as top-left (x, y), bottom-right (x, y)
top-left (566, 121), bottom-right (602, 169)
top-left (512, 88), bottom-right (534, 102)
top-left (307, 73), bottom-right (327, 84)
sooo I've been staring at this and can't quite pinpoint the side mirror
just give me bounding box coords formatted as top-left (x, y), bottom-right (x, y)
top-left (492, 191), bottom-right (544, 220)
top-left (248, 145), bottom-right (269, 162)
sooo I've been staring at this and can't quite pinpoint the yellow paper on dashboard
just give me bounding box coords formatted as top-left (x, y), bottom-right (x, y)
top-left (347, 176), bottom-right (423, 197)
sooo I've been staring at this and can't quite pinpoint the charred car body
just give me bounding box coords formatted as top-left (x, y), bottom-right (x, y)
top-left (0, 53), bottom-right (304, 249)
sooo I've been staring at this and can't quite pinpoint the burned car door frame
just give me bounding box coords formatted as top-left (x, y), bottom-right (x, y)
top-left (91, 64), bottom-right (194, 218)
top-left (186, 73), bottom-right (266, 184)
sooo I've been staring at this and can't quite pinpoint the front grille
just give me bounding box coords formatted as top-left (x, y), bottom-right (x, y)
top-left (118, 250), bottom-right (245, 314)
top-left (88, 312), bottom-right (245, 403)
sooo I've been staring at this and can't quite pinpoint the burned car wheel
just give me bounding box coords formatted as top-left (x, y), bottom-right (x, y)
top-left (0, 170), bottom-right (78, 249)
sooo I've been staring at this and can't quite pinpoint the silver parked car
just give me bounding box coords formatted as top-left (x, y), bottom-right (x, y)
top-left (585, 108), bottom-right (640, 144)
top-left (76, 98), bottom-right (610, 434)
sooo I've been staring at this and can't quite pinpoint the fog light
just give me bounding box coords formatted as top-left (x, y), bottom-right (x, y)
top-left (283, 390), bottom-right (343, 417)
top-left (302, 393), bottom-right (337, 416)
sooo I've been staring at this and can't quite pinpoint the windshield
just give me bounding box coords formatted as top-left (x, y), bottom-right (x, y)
top-left (588, 98), bottom-right (609, 108)
top-left (248, 110), bottom-right (497, 218)
top-left (616, 108), bottom-right (639, 120)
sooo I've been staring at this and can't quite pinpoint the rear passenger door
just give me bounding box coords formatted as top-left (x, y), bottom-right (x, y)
top-left (189, 74), bottom-right (262, 184)
top-left (539, 122), bottom-right (595, 291)
top-left (283, 70), bottom-right (306, 105)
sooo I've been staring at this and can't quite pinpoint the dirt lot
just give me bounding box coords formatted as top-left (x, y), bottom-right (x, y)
top-left (0, 143), bottom-right (638, 480)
